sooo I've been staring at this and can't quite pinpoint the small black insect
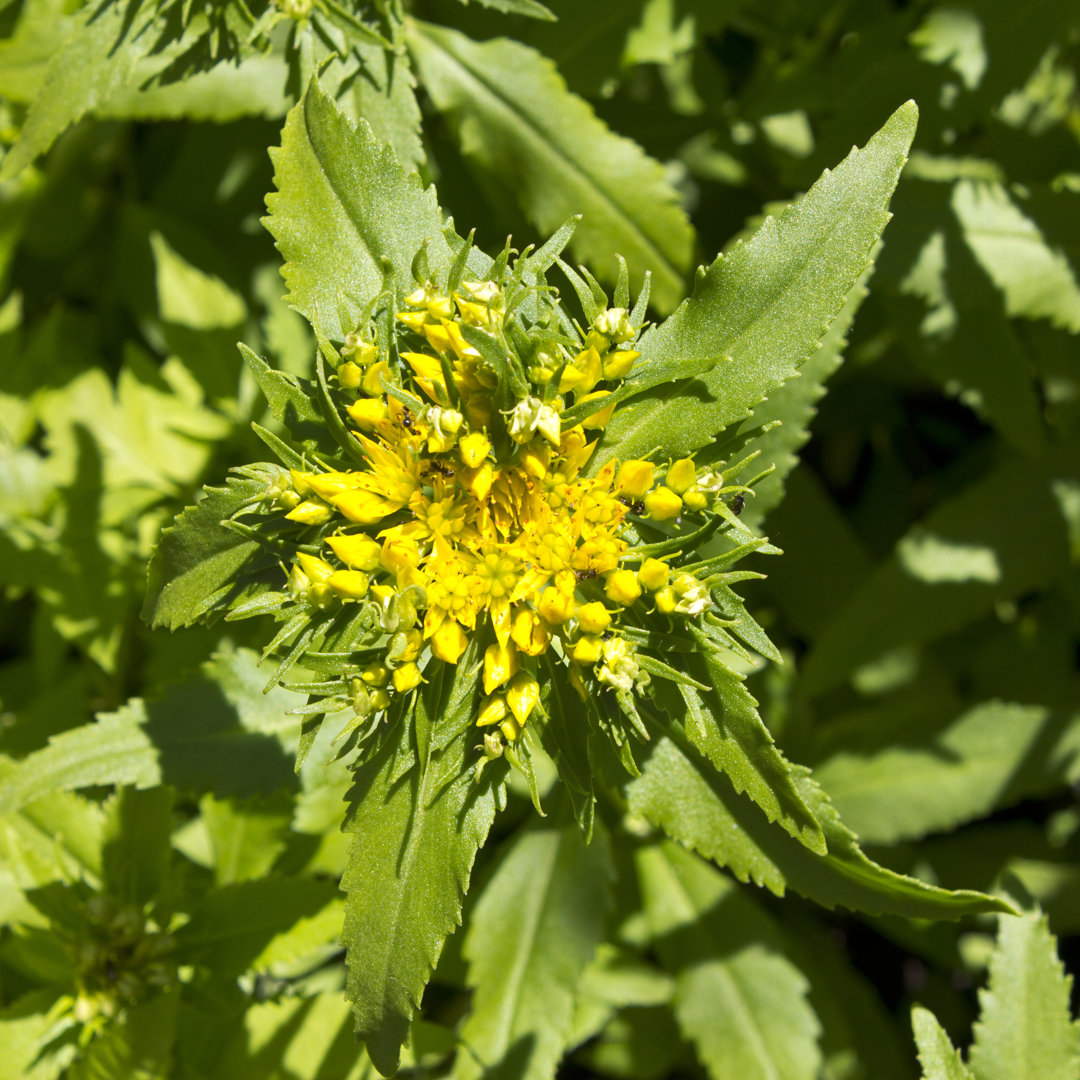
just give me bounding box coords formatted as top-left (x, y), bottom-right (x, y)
top-left (630, 500), bottom-right (645, 515)
top-left (434, 463), bottom-right (455, 478)
top-left (400, 407), bottom-right (414, 430)
top-left (575, 567), bottom-right (598, 582)
top-left (729, 493), bottom-right (745, 515)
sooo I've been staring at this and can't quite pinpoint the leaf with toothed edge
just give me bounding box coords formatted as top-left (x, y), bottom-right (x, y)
top-left (968, 910), bottom-right (1080, 1080)
top-left (265, 77), bottom-right (453, 344)
top-left (592, 101), bottom-right (918, 470)
top-left (342, 715), bottom-right (504, 1076)
top-left (676, 630), bottom-right (825, 855)
top-left (142, 466), bottom-right (282, 631)
top-left (911, 1007), bottom-right (975, 1080)
top-left (626, 729), bottom-right (1011, 920)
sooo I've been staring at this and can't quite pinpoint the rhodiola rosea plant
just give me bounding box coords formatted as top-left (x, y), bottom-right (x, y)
top-left (2, 3), bottom-right (1079, 1079)
top-left (136, 85), bottom-right (1012, 1076)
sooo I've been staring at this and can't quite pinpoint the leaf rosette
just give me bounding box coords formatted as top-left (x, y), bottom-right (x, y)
top-left (137, 85), bottom-right (1009, 1077)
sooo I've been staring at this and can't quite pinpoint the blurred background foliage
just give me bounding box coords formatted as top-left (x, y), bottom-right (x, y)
top-left (0, 0), bottom-right (1078, 1077)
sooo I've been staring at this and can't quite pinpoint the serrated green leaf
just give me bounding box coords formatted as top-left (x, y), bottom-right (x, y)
top-left (626, 732), bottom-right (1009, 919)
top-left (812, 702), bottom-right (1079, 845)
top-left (594, 101), bottom-right (917, 468)
top-left (453, 820), bottom-right (613, 1080)
top-left (637, 841), bottom-right (822, 1080)
top-left (342, 720), bottom-right (502, 1076)
top-left (734, 267), bottom-right (869, 528)
top-left (0, 0), bottom-right (160, 180)
top-left (266, 77), bottom-right (452, 342)
top-left (239, 344), bottom-right (325, 446)
top-left (349, 38), bottom-right (425, 176)
top-left (142, 467), bottom-right (276, 631)
top-left (0, 648), bottom-right (298, 816)
top-left (0, 759), bottom-right (106, 894)
top-left (96, 54), bottom-right (291, 123)
top-left (406, 20), bottom-right (694, 313)
top-left (968, 911), bottom-right (1080, 1080)
top-left (678, 634), bottom-right (825, 854)
top-left (911, 1006), bottom-right (974, 1080)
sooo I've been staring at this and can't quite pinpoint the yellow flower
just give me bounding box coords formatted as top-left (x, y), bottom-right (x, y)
top-left (604, 569), bottom-right (641, 606)
top-left (361, 663), bottom-right (390, 687)
top-left (476, 695), bottom-right (508, 727)
top-left (536, 586), bottom-right (574, 625)
top-left (637, 558), bottom-right (670, 591)
top-left (393, 663), bottom-right (423, 693)
top-left (253, 263), bottom-right (734, 778)
top-left (577, 602), bottom-right (612, 634)
top-left (459, 431), bottom-right (491, 468)
top-left (327, 570), bottom-right (369, 599)
top-left (644, 487), bottom-right (682, 521)
top-left (579, 391), bottom-right (616, 430)
top-left (347, 397), bottom-right (388, 431)
top-left (572, 635), bottom-right (603, 664)
top-left (665, 458), bottom-right (697, 494)
top-left (286, 500), bottom-right (332, 525)
top-left (615, 460), bottom-right (654, 498)
top-left (296, 553), bottom-right (334, 583)
top-left (511, 608), bottom-right (550, 655)
top-left (326, 534), bottom-right (382, 570)
top-left (431, 619), bottom-right (468, 664)
top-left (506, 671), bottom-right (539, 726)
top-left (602, 348), bottom-right (639, 380)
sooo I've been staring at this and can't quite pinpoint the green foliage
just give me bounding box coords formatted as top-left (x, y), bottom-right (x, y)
top-left (342, 720), bottom-right (502, 1076)
top-left (453, 820), bottom-right (613, 1080)
top-left (1, 0), bottom-right (1078, 1078)
top-left (406, 20), bottom-right (695, 313)
top-left (912, 911), bottom-right (1080, 1080)
top-left (637, 841), bottom-right (822, 1080)
top-left (596, 101), bottom-right (917, 466)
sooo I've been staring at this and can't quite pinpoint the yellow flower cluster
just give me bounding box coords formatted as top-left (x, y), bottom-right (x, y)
top-left (277, 281), bottom-right (711, 757)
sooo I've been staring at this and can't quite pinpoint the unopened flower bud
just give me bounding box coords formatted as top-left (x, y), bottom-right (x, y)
top-left (637, 558), bottom-right (670, 591)
top-left (327, 534), bottom-right (382, 571)
top-left (665, 458), bottom-right (697, 495)
top-left (644, 487), bottom-right (682, 521)
top-left (431, 619), bottom-right (469, 664)
top-left (506, 671), bottom-right (539, 726)
top-left (604, 569), bottom-right (642, 606)
top-left (459, 431), bottom-right (491, 468)
top-left (593, 307), bottom-right (635, 343)
top-left (576, 601), bottom-right (612, 634)
top-left (484, 640), bottom-right (519, 694)
top-left (392, 662), bottom-right (423, 693)
top-left (615, 460), bottom-right (654, 498)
